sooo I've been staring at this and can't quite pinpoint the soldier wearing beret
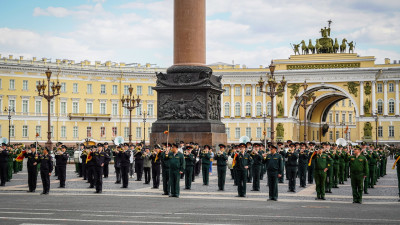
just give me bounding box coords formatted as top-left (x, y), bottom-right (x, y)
top-left (264, 145), bottom-right (284, 201)
top-left (55, 145), bottom-right (69, 188)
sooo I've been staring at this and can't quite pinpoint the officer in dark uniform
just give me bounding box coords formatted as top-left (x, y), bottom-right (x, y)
top-left (264, 145), bottom-right (284, 201)
top-left (189, 142), bottom-right (197, 182)
top-left (38, 148), bottom-right (53, 195)
top-left (164, 143), bottom-right (185, 198)
top-left (149, 144), bottom-right (161, 189)
top-left (184, 146), bottom-right (195, 190)
top-left (250, 143), bottom-right (262, 191)
top-left (55, 145), bottom-right (69, 188)
top-left (298, 143), bottom-right (309, 188)
top-left (80, 146), bottom-right (88, 180)
top-left (194, 143), bottom-right (201, 177)
top-left (200, 145), bottom-right (211, 186)
top-left (86, 146), bottom-right (96, 188)
top-left (277, 142), bottom-right (286, 183)
top-left (214, 144), bottom-right (228, 191)
top-left (246, 142), bottom-right (253, 183)
top-left (161, 143), bottom-right (171, 195)
top-left (134, 143), bottom-right (144, 181)
top-left (0, 143), bottom-right (9, 186)
top-left (113, 145), bottom-right (122, 184)
top-left (235, 143), bottom-right (250, 197)
top-left (307, 142), bottom-right (316, 184)
top-left (286, 143), bottom-right (298, 192)
top-left (119, 143), bottom-right (131, 188)
top-left (93, 143), bottom-right (108, 193)
top-left (23, 144), bottom-right (39, 192)
top-left (103, 142), bottom-right (111, 178)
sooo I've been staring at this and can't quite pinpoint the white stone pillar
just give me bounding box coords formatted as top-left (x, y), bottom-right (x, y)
top-left (384, 81), bottom-right (388, 116)
top-left (241, 84), bottom-right (245, 117)
top-left (220, 92), bottom-right (224, 118)
top-left (262, 84), bottom-right (266, 114)
top-left (251, 84), bottom-right (256, 117)
top-left (396, 80), bottom-right (399, 116)
top-left (230, 84), bottom-right (234, 117)
top-left (372, 81), bottom-right (376, 115)
top-left (359, 81), bottom-right (364, 116)
top-left (284, 83), bottom-right (288, 117)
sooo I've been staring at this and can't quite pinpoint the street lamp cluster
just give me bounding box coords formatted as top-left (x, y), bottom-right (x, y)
top-left (121, 85), bottom-right (141, 144)
top-left (4, 106), bottom-right (15, 145)
top-left (295, 80), bottom-right (316, 142)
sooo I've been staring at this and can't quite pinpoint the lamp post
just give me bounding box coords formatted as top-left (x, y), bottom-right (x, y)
top-left (373, 110), bottom-right (378, 147)
top-left (340, 121), bottom-right (345, 138)
top-left (260, 112), bottom-right (269, 147)
top-left (36, 68), bottom-right (61, 150)
top-left (121, 85), bottom-right (141, 144)
top-left (4, 106), bottom-right (15, 145)
top-left (295, 80), bottom-right (316, 142)
top-left (140, 110), bottom-right (149, 146)
top-left (258, 60), bottom-right (286, 144)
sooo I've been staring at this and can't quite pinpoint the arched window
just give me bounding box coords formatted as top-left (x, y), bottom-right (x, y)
top-left (224, 102), bottom-right (230, 117)
top-left (267, 102), bottom-right (272, 116)
top-left (389, 99), bottom-right (395, 114)
top-left (235, 102), bottom-right (241, 117)
top-left (256, 102), bottom-right (262, 116)
top-left (377, 99), bottom-right (383, 114)
top-left (246, 102), bottom-right (251, 116)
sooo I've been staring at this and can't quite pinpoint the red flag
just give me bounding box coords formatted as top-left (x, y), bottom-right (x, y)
top-left (308, 151), bottom-right (317, 166)
top-left (344, 126), bottom-right (349, 134)
top-left (15, 150), bottom-right (27, 162)
top-left (232, 153), bottom-right (238, 167)
top-left (36, 133), bottom-right (39, 137)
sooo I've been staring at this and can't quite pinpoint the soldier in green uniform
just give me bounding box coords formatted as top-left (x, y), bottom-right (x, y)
top-left (325, 143), bottom-right (334, 193)
top-left (313, 147), bottom-right (329, 200)
top-left (13, 145), bottom-right (20, 173)
top-left (161, 143), bottom-right (171, 195)
top-left (7, 145), bottom-right (14, 181)
top-left (184, 146), bottom-right (195, 190)
top-left (344, 146), bottom-right (351, 182)
top-left (360, 142), bottom-right (370, 194)
top-left (250, 143), bottom-right (262, 191)
top-left (164, 143), bottom-right (185, 198)
top-left (200, 145), bottom-right (211, 185)
top-left (331, 146), bottom-right (340, 188)
top-left (338, 146), bottom-right (346, 184)
top-left (235, 143), bottom-right (250, 197)
top-left (367, 147), bottom-right (378, 188)
top-left (286, 143), bottom-right (298, 192)
top-left (379, 148), bottom-right (386, 177)
top-left (277, 142), bottom-right (286, 183)
top-left (264, 145), bottom-right (283, 201)
top-left (214, 144), bottom-right (228, 191)
top-left (349, 146), bottom-right (369, 204)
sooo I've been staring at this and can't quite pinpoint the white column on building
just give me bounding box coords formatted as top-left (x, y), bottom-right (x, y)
top-left (262, 84), bottom-right (266, 114)
top-left (251, 84), bottom-right (256, 117)
top-left (359, 81), bottom-right (364, 116)
top-left (230, 84), bottom-right (234, 117)
top-left (372, 81), bottom-right (376, 114)
top-left (241, 84), bottom-right (245, 117)
top-left (284, 83), bottom-right (288, 117)
top-left (396, 80), bottom-right (399, 116)
top-left (220, 92), bottom-right (224, 118)
top-left (384, 81), bottom-right (388, 116)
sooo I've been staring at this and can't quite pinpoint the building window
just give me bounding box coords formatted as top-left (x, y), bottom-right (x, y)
top-left (9, 79), bottom-right (15, 90)
top-left (10, 125), bottom-right (15, 137)
top-left (256, 86), bottom-right (261, 96)
top-left (389, 83), bottom-right (394, 92)
top-left (329, 113), bottom-right (332, 123)
top-left (256, 127), bottom-right (262, 138)
top-left (112, 103), bottom-right (118, 116)
top-left (0, 78), bottom-right (2, 89)
top-left (148, 104), bottom-right (154, 116)
top-left (267, 102), bottom-right (272, 116)
top-left (100, 127), bottom-right (106, 138)
top-left (336, 131), bottom-right (339, 140)
top-left (87, 84), bottom-right (92, 94)
top-left (124, 103), bottom-right (129, 115)
top-left (23, 80), bottom-right (28, 91)
top-left (335, 113), bottom-right (339, 124)
top-left (86, 102), bottom-right (93, 114)
top-left (348, 113), bottom-right (352, 124)
top-left (245, 86), bottom-right (251, 96)
top-left (389, 99), bottom-right (395, 114)
top-left (148, 86), bottom-right (153, 95)
top-left (9, 99), bottom-right (15, 111)
top-left (377, 83), bottom-right (382, 93)
top-left (329, 131), bottom-right (333, 140)
top-left (235, 103), bottom-right (241, 116)
top-left (22, 100), bottom-right (28, 113)
top-left (50, 126), bottom-right (54, 138)
top-left (73, 83), bottom-right (78, 93)
top-left (137, 86), bottom-right (142, 95)
top-left (100, 84), bottom-right (106, 94)
top-left (60, 102), bottom-right (67, 114)
top-left (61, 126), bottom-right (66, 138)
top-left (348, 100), bottom-right (352, 107)
top-left (225, 128), bottom-right (230, 139)
top-left (224, 87), bottom-right (230, 96)
top-left (35, 100), bottom-right (41, 114)
top-left (235, 86), bottom-right (240, 96)
top-left (61, 82), bottom-right (66, 93)
top-left (342, 100), bottom-right (345, 107)
top-left (377, 99), bottom-right (383, 114)
top-left (235, 127), bottom-right (240, 139)
top-left (124, 127), bottom-right (129, 138)
top-left (317, 130), bottom-right (319, 139)
top-left (73, 126), bottom-right (78, 138)
top-left (342, 113), bottom-right (346, 123)
top-left (112, 127), bottom-right (118, 137)
top-left (22, 125), bottom-right (28, 138)
top-left (256, 102), bottom-right (262, 116)
top-left (87, 127), bottom-right (92, 138)
top-left (100, 102), bottom-right (106, 114)
top-left (389, 126), bottom-right (395, 137)
top-left (267, 127), bottom-right (271, 138)
top-left (136, 103), bottom-right (142, 116)
top-left (124, 85), bottom-right (129, 95)
top-left (136, 127), bottom-right (141, 138)
top-left (245, 102), bottom-right (251, 116)
top-left (36, 126), bottom-right (41, 137)
top-left (224, 102), bottom-right (230, 117)
top-left (112, 85), bottom-right (118, 95)
top-left (378, 126), bottom-right (383, 138)
top-left (72, 102), bottom-right (79, 114)
top-left (246, 127), bottom-right (251, 138)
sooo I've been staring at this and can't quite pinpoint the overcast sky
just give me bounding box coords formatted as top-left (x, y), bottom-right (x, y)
top-left (0, 0), bottom-right (399, 68)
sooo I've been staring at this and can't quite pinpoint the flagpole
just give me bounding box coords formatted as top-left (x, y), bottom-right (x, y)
top-left (166, 124), bottom-right (170, 150)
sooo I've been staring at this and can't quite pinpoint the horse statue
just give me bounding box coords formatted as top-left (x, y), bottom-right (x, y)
top-left (340, 38), bottom-right (347, 53)
top-left (308, 39), bottom-right (315, 54)
top-left (326, 39), bottom-right (334, 53)
top-left (333, 38), bottom-right (339, 53)
top-left (300, 40), bottom-right (309, 55)
top-left (315, 39), bottom-right (322, 54)
top-left (348, 41), bottom-right (355, 53)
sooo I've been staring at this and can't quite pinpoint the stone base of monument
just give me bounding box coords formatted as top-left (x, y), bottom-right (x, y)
top-left (150, 132), bottom-right (227, 147)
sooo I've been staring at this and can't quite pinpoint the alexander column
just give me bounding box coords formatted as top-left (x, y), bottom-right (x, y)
top-left (151, 0), bottom-right (226, 147)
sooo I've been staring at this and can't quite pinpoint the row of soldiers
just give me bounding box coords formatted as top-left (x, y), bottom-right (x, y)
top-left (0, 143), bottom-right (25, 185)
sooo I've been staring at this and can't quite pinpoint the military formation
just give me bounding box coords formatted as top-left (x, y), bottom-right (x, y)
top-left (0, 140), bottom-right (399, 204)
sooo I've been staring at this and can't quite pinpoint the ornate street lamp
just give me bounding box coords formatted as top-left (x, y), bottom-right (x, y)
top-left (121, 85), bottom-right (141, 144)
top-left (140, 110), bottom-right (149, 146)
top-left (4, 106), bottom-right (15, 145)
top-left (36, 68), bottom-right (61, 150)
top-left (295, 80), bottom-right (316, 142)
top-left (258, 60), bottom-right (286, 144)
